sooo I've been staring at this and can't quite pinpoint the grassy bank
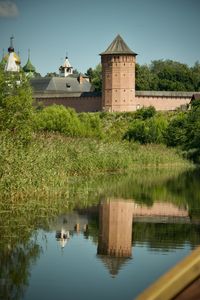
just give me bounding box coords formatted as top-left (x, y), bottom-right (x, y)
top-left (0, 133), bottom-right (192, 200)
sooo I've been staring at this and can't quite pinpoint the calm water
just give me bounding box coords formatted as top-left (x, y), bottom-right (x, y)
top-left (1, 169), bottom-right (200, 300)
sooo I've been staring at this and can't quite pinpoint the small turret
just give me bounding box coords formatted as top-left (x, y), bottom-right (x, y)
top-left (59, 54), bottom-right (73, 77)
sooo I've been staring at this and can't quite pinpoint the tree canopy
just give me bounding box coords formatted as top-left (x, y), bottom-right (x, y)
top-left (86, 60), bottom-right (200, 92)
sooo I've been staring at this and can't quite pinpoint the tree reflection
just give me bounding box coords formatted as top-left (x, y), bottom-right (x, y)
top-left (0, 241), bottom-right (41, 300)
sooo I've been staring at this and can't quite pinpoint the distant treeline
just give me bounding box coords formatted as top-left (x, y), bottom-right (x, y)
top-left (86, 60), bottom-right (200, 92)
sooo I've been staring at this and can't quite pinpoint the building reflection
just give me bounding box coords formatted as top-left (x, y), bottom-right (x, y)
top-left (56, 228), bottom-right (70, 248)
top-left (97, 199), bottom-right (133, 257)
top-left (97, 198), bottom-right (189, 276)
top-left (53, 212), bottom-right (89, 249)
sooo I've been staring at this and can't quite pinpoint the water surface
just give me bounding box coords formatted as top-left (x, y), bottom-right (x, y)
top-left (1, 168), bottom-right (200, 300)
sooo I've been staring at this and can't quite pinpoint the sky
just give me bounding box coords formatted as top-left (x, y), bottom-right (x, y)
top-left (0, 0), bottom-right (200, 76)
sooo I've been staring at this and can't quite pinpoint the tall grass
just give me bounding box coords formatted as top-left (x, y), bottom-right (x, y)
top-left (0, 133), bottom-right (192, 200)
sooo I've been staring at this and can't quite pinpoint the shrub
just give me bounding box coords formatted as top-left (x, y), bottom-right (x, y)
top-left (165, 113), bottom-right (187, 147)
top-left (123, 115), bottom-right (168, 144)
top-left (134, 106), bottom-right (156, 120)
top-left (78, 113), bottom-right (103, 138)
top-left (33, 105), bottom-right (82, 136)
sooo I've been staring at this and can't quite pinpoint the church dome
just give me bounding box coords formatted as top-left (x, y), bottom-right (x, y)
top-left (1, 52), bottom-right (21, 65)
top-left (13, 52), bottom-right (21, 65)
top-left (23, 57), bottom-right (36, 72)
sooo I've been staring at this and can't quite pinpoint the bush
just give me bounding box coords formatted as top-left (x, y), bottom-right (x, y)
top-left (134, 106), bottom-right (156, 120)
top-left (33, 105), bottom-right (82, 136)
top-left (78, 113), bottom-right (103, 138)
top-left (123, 115), bottom-right (168, 144)
top-left (165, 113), bottom-right (187, 147)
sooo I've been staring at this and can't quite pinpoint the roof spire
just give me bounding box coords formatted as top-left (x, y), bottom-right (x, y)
top-left (8, 35), bottom-right (14, 53)
top-left (28, 48), bottom-right (30, 60)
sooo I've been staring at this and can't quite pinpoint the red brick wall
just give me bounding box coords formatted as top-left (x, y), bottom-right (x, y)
top-left (34, 94), bottom-right (191, 112)
top-left (135, 95), bottom-right (191, 111)
top-left (35, 96), bottom-right (102, 112)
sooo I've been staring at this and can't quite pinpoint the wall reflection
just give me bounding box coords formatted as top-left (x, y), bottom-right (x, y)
top-left (97, 198), bottom-right (189, 258)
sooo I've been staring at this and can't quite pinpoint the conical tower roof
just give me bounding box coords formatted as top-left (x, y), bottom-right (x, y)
top-left (100, 34), bottom-right (137, 56)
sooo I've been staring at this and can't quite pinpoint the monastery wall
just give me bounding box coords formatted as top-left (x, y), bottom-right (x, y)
top-left (134, 94), bottom-right (191, 111)
top-left (35, 95), bottom-right (102, 112)
top-left (34, 93), bottom-right (192, 112)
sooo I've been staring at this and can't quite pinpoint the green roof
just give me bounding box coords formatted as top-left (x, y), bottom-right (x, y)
top-left (100, 34), bottom-right (137, 56)
top-left (23, 58), bottom-right (36, 72)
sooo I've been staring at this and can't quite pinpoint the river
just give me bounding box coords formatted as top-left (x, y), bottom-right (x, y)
top-left (0, 168), bottom-right (200, 300)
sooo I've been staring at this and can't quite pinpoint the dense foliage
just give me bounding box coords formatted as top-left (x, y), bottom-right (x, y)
top-left (0, 67), bottom-right (34, 144)
top-left (122, 100), bottom-right (200, 163)
top-left (86, 60), bottom-right (200, 92)
top-left (85, 64), bottom-right (102, 92)
top-left (34, 105), bottom-right (103, 138)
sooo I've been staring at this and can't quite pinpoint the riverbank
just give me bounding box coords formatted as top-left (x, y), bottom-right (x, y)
top-left (0, 133), bottom-right (193, 200)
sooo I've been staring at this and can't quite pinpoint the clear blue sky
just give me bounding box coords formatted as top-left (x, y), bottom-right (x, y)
top-left (0, 0), bottom-right (199, 76)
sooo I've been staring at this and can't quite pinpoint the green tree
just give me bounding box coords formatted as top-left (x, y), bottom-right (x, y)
top-left (184, 99), bottom-right (200, 162)
top-left (85, 64), bottom-right (102, 91)
top-left (0, 67), bottom-right (34, 143)
top-left (191, 61), bottom-right (200, 91)
top-left (150, 60), bottom-right (194, 91)
top-left (135, 64), bottom-right (158, 90)
top-left (44, 72), bottom-right (59, 77)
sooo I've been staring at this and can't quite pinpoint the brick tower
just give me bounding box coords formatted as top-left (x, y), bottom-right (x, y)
top-left (100, 35), bottom-right (137, 112)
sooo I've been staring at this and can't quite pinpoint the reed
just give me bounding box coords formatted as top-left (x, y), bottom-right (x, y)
top-left (0, 133), bottom-right (192, 200)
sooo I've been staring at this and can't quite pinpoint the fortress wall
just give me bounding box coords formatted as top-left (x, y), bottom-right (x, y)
top-left (35, 96), bottom-right (102, 112)
top-left (135, 95), bottom-right (191, 111)
top-left (34, 94), bottom-right (192, 112)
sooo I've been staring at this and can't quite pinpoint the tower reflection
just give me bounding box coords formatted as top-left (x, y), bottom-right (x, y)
top-left (97, 199), bottom-right (133, 258)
